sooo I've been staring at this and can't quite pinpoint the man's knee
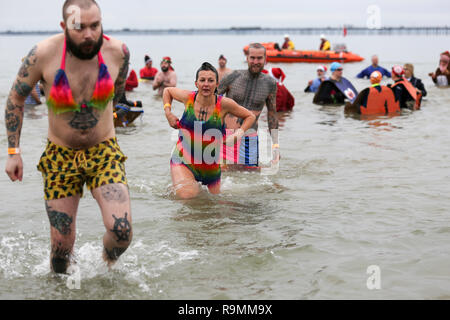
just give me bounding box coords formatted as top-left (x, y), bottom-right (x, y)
top-left (107, 212), bottom-right (132, 245)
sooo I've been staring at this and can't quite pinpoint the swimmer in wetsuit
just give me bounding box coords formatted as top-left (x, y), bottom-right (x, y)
top-left (163, 62), bottom-right (255, 199)
top-left (218, 43), bottom-right (280, 170)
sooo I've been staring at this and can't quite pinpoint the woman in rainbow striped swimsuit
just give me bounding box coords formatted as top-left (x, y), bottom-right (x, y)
top-left (163, 62), bottom-right (255, 199)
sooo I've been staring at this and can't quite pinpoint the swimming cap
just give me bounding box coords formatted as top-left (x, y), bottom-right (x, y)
top-left (330, 62), bottom-right (342, 72)
top-left (391, 65), bottom-right (404, 76)
top-left (370, 71), bottom-right (382, 84)
top-left (320, 34), bottom-right (326, 39)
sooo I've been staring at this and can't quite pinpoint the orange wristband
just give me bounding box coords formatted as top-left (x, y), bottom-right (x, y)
top-left (164, 103), bottom-right (171, 110)
top-left (8, 148), bottom-right (20, 155)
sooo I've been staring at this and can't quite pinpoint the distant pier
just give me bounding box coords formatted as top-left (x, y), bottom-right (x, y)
top-left (1, 26), bottom-right (449, 36)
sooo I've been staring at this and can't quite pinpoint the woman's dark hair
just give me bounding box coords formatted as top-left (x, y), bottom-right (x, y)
top-left (196, 62), bottom-right (219, 82)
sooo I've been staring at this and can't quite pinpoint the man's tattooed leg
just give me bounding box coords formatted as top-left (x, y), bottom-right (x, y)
top-left (110, 212), bottom-right (131, 243)
top-left (51, 243), bottom-right (72, 274)
top-left (101, 184), bottom-right (128, 203)
top-left (46, 203), bottom-right (73, 235)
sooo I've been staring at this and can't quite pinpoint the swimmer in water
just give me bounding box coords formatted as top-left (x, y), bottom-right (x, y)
top-left (218, 43), bottom-right (280, 170)
top-left (163, 62), bottom-right (255, 199)
top-left (217, 54), bottom-right (232, 84)
top-left (4, 0), bottom-right (133, 273)
top-left (153, 56), bottom-right (177, 96)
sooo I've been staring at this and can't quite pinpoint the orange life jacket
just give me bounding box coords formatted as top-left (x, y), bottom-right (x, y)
top-left (361, 85), bottom-right (400, 115)
top-left (391, 79), bottom-right (422, 110)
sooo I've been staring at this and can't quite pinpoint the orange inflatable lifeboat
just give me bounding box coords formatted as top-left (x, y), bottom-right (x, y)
top-left (243, 42), bottom-right (364, 63)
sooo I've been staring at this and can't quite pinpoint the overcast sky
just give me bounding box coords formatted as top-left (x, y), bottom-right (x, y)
top-left (0, 0), bottom-right (449, 31)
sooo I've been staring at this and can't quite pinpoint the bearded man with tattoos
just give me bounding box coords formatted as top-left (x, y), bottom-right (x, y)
top-left (218, 43), bottom-right (280, 170)
top-left (4, 0), bottom-right (132, 273)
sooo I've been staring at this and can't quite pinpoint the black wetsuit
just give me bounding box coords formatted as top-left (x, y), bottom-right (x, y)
top-left (389, 80), bottom-right (414, 109)
top-left (313, 80), bottom-right (346, 105)
top-left (408, 76), bottom-right (427, 97)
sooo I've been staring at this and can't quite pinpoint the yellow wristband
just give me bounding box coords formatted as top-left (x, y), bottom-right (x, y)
top-left (8, 148), bottom-right (20, 155)
top-left (272, 144), bottom-right (279, 149)
top-left (164, 103), bottom-right (171, 110)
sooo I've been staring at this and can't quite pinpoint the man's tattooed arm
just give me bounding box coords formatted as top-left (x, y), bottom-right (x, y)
top-left (113, 43), bottom-right (130, 106)
top-left (18, 46), bottom-right (37, 78)
top-left (6, 83), bottom-right (32, 151)
top-left (5, 45), bottom-right (40, 151)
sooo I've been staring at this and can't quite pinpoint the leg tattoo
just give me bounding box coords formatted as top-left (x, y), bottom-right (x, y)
top-left (110, 212), bottom-right (131, 242)
top-left (46, 203), bottom-right (73, 235)
top-left (51, 243), bottom-right (71, 274)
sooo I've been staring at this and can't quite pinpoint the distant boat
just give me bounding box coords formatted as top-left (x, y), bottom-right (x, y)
top-left (243, 42), bottom-right (364, 64)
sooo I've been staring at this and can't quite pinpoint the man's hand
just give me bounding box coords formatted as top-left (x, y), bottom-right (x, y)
top-left (5, 155), bottom-right (23, 182)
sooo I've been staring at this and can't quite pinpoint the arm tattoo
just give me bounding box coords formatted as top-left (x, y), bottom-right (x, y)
top-left (18, 45), bottom-right (37, 78)
top-left (110, 212), bottom-right (131, 242)
top-left (5, 97), bottom-right (24, 149)
top-left (8, 136), bottom-right (17, 149)
top-left (5, 112), bottom-right (20, 133)
top-left (113, 44), bottom-right (130, 106)
top-left (101, 184), bottom-right (127, 203)
top-left (46, 203), bottom-right (73, 235)
top-left (14, 79), bottom-right (33, 97)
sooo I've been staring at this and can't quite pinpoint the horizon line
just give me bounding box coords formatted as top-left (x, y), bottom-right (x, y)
top-left (1, 25), bottom-right (450, 34)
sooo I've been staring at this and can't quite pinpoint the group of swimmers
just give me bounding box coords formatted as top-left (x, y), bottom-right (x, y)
top-left (4, 0), bottom-right (284, 274)
top-left (302, 51), bottom-right (450, 115)
top-left (4, 0), bottom-right (449, 274)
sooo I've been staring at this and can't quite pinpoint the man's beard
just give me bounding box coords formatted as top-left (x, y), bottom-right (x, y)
top-left (161, 66), bottom-right (169, 72)
top-left (248, 64), bottom-right (264, 75)
top-left (65, 29), bottom-right (103, 60)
